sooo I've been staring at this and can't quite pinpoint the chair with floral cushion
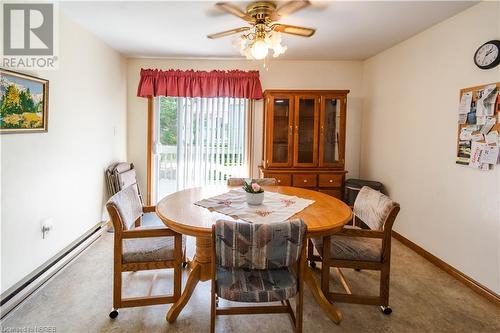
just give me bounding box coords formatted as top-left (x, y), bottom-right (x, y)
top-left (227, 177), bottom-right (277, 186)
top-left (309, 186), bottom-right (400, 314)
top-left (105, 185), bottom-right (185, 318)
top-left (210, 219), bottom-right (307, 333)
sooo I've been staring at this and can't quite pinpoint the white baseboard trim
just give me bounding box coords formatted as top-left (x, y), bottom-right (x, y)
top-left (0, 222), bottom-right (104, 320)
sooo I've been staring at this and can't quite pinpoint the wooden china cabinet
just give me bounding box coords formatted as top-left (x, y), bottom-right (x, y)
top-left (259, 90), bottom-right (349, 199)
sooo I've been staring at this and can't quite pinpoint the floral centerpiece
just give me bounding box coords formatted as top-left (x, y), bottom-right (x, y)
top-left (243, 181), bottom-right (264, 205)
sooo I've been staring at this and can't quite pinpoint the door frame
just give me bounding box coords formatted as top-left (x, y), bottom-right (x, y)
top-left (146, 97), bottom-right (154, 205)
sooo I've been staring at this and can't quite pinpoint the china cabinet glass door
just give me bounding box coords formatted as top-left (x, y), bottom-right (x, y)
top-left (319, 96), bottom-right (345, 167)
top-left (293, 96), bottom-right (319, 167)
top-left (267, 95), bottom-right (293, 167)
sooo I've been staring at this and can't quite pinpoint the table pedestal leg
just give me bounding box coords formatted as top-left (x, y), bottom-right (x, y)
top-left (166, 237), bottom-right (212, 323)
top-left (304, 266), bottom-right (343, 324)
top-left (167, 236), bottom-right (343, 324)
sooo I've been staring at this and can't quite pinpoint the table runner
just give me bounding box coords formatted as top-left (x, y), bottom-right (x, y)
top-left (194, 188), bottom-right (315, 223)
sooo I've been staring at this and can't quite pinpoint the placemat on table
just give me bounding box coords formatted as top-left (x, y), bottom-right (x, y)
top-left (194, 188), bottom-right (314, 223)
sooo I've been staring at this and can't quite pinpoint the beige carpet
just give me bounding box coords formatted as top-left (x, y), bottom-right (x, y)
top-left (1, 231), bottom-right (499, 333)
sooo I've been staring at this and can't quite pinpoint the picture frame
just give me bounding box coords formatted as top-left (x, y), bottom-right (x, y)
top-left (0, 68), bottom-right (49, 133)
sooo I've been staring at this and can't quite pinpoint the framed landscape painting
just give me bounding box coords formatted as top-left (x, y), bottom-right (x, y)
top-left (0, 69), bottom-right (49, 133)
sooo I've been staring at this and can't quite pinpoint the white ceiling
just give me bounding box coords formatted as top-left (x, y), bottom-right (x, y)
top-left (60, 1), bottom-right (476, 60)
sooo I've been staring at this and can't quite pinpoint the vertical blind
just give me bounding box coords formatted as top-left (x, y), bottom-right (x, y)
top-left (156, 96), bottom-right (250, 196)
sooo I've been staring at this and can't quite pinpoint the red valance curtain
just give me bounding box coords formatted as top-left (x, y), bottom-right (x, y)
top-left (137, 69), bottom-right (263, 100)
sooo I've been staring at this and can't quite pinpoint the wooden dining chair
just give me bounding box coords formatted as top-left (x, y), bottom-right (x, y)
top-left (227, 177), bottom-right (277, 186)
top-left (309, 186), bottom-right (400, 314)
top-left (211, 219), bottom-right (307, 333)
top-left (105, 185), bottom-right (185, 318)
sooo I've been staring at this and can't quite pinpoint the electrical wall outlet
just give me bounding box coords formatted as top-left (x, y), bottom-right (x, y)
top-left (41, 218), bottom-right (53, 239)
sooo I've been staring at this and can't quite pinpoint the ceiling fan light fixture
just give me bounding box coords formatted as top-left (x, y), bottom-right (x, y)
top-left (234, 30), bottom-right (287, 60)
top-left (266, 31), bottom-right (287, 57)
top-left (243, 46), bottom-right (253, 59)
top-left (251, 39), bottom-right (269, 60)
top-left (267, 31), bottom-right (282, 47)
top-left (272, 43), bottom-right (287, 57)
top-left (212, 1), bottom-right (315, 60)
top-left (232, 35), bottom-right (247, 49)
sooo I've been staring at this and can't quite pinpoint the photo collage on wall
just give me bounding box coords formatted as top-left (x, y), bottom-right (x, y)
top-left (456, 83), bottom-right (500, 170)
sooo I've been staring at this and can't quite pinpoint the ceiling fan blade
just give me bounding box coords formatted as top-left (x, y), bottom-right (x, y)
top-left (215, 2), bottom-right (254, 22)
top-left (207, 27), bottom-right (250, 39)
top-left (274, 0), bottom-right (311, 19)
top-left (272, 24), bottom-right (315, 37)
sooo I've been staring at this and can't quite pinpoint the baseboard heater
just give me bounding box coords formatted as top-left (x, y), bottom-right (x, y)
top-left (0, 222), bottom-right (104, 319)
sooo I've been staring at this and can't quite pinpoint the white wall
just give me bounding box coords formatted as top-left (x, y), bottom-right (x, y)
top-left (3, 0), bottom-right (494, 299)
top-left (127, 59), bottom-right (364, 193)
top-left (361, 2), bottom-right (500, 293)
top-left (0, 13), bottom-right (127, 292)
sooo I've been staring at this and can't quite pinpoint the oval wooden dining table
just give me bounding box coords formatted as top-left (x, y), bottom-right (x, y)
top-left (156, 185), bottom-right (352, 324)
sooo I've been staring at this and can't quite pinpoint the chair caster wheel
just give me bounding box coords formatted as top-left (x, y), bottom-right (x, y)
top-left (309, 260), bottom-right (316, 268)
top-left (380, 306), bottom-right (392, 315)
top-left (182, 261), bottom-right (188, 268)
top-left (109, 309), bottom-right (119, 319)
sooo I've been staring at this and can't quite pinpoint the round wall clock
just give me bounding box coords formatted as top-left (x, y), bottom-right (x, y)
top-left (474, 40), bottom-right (500, 69)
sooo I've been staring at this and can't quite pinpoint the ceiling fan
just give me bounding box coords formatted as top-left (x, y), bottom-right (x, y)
top-left (207, 1), bottom-right (316, 60)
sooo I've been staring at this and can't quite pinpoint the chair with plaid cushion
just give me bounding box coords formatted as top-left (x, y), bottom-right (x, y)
top-left (210, 219), bottom-right (307, 333)
top-left (309, 186), bottom-right (400, 314)
top-left (227, 177), bottom-right (277, 186)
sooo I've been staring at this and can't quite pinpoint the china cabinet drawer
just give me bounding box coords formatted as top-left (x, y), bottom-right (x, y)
top-left (266, 174), bottom-right (291, 186)
top-left (293, 174), bottom-right (317, 187)
top-left (318, 188), bottom-right (343, 199)
top-left (318, 174), bottom-right (343, 187)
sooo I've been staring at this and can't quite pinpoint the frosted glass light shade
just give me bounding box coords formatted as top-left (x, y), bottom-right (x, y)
top-left (251, 40), bottom-right (269, 60)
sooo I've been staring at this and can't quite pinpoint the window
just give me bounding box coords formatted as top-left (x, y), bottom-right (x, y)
top-left (153, 96), bottom-right (250, 201)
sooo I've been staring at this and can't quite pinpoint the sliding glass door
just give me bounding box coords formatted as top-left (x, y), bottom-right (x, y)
top-left (152, 96), bottom-right (250, 202)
